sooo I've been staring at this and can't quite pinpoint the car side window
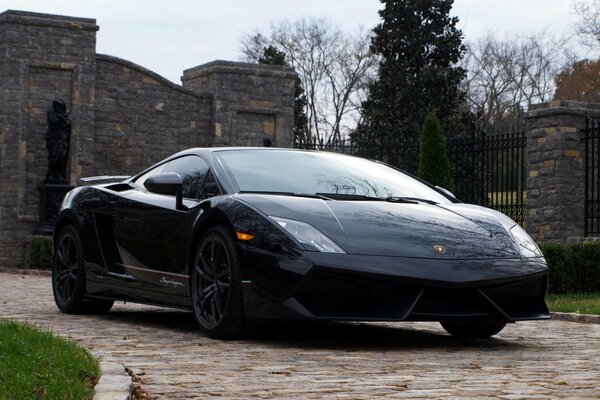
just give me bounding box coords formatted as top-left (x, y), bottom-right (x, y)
top-left (200, 171), bottom-right (221, 199)
top-left (162, 156), bottom-right (210, 199)
top-left (135, 155), bottom-right (210, 200)
top-left (135, 163), bottom-right (167, 188)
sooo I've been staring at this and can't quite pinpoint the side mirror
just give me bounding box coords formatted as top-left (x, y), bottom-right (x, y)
top-left (435, 185), bottom-right (457, 200)
top-left (144, 173), bottom-right (185, 210)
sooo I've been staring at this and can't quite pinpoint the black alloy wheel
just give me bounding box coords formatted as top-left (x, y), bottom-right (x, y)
top-left (52, 225), bottom-right (113, 314)
top-left (191, 226), bottom-right (246, 339)
top-left (53, 226), bottom-right (80, 308)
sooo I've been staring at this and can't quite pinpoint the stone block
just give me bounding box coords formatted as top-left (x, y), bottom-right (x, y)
top-left (564, 149), bottom-right (580, 158)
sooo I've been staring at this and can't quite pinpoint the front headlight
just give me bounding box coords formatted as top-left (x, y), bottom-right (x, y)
top-left (509, 225), bottom-right (542, 258)
top-left (270, 216), bottom-right (345, 253)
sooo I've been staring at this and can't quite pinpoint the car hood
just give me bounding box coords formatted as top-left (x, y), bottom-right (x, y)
top-left (235, 194), bottom-right (521, 259)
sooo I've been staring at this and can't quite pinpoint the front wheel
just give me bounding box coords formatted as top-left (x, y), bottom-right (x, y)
top-left (52, 225), bottom-right (114, 314)
top-left (191, 226), bottom-right (247, 339)
top-left (440, 320), bottom-right (507, 338)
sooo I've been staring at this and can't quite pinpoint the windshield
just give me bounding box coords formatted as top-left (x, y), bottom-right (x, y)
top-left (215, 149), bottom-right (452, 204)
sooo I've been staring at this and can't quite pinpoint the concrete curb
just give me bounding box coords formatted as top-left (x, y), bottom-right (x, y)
top-left (92, 352), bottom-right (133, 400)
top-left (551, 311), bottom-right (600, 324)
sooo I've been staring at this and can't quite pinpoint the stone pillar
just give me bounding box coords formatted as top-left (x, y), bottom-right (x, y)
top-left (525, 101), bottom-right (600, 242)
top-left (0, 11), bottom-right (98, 267)
top-left (181, 61), bottom-right (296, 148)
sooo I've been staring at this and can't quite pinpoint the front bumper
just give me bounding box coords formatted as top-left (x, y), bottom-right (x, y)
top-left (239, 247), bottom-right (550, 322)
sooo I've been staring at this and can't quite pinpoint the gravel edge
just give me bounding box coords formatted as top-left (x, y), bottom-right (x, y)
top-left (551, 312), bottom-right (600, 324)
top-left (0, 267), bottom-right (51, 276)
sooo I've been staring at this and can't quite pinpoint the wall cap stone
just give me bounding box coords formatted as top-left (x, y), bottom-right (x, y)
top-left (526, 100), bottom-right (600, 120)
top-left (96, 54), bottom-right (212, 100)
top-left (0, 10), bottom-right (98, 31)
top-left (182, 60), bottom-right (297, 82)
top-left (230, 105), bottom-right (283, 115)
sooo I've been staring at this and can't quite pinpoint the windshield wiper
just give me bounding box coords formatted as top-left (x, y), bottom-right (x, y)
top-left (315, 193), bottom-right (383, 201)
top-left (316, 193), bottom-right (438, 204)
top-left (238, 191), bottom-right (333, 200)
top-left (239, 191), bottom-right (438, 204)
top-left (385, 196), bottom-right (438, 205)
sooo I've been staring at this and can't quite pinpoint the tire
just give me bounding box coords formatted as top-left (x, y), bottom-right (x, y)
top-left (52, 225), bottom-right (114, 315)
top-left (191, 226), bottom-right (247, 339)
top-left (440, 320), bottom-right (507, 338)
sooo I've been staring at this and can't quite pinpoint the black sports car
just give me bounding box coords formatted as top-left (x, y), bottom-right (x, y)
top-left (52, 147), bottom-right (550, 339)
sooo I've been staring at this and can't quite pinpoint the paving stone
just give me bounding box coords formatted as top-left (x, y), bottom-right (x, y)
top-left (1, 271), bottom-right (599, 399)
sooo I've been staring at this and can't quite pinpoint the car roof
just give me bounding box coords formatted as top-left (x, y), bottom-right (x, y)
top-left (171, 146), bottom-right (326, 158)
top-left (196, 146), bottom-right (309, 153)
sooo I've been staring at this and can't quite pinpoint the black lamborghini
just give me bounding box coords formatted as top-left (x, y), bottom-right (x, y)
top-left (52, 147), bottom-right (550, 339)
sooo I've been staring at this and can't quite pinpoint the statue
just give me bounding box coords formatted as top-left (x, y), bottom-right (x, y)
top-left (45, 99), bottom-right (71, 181)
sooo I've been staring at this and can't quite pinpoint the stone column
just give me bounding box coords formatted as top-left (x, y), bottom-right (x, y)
top-left (182, 61), bottom-right (297, 148)
top-left (525, 100), bottom-right (600, 242)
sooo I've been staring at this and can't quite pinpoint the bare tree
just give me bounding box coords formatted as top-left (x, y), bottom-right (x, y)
top-left (241, 18), bottom-right (377, 144)
top-left (574, 0), bottom-right (600, 47)
top-left (462, 31), bottom-right (571, 126)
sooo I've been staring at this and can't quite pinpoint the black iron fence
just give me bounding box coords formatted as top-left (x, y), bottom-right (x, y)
top-left (294, 125), bottom-right (527, 225)
top-left (478, 130), bottom-right (527, 225)
top-left (584, 117), bottom-right (600, 235)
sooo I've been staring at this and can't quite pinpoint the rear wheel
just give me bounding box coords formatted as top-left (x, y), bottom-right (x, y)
top-left (191, 226), bottom-right (247, 339)
top-left (440, 320), bottom-right (507, 338)
top-left (52, 225), bottom-right (114, 314)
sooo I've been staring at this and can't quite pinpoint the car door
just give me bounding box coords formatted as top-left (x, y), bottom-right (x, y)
top-left (111, 155), bottom-right (210, 297)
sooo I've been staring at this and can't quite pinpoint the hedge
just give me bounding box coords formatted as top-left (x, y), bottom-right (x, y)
top-left (29, 235), bottom-right (53, 269)
top-left (540, 243), bottom-right (600, 294)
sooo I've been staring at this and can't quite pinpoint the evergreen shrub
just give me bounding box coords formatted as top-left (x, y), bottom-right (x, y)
top-left (417, 110), bottom-right (454, 191)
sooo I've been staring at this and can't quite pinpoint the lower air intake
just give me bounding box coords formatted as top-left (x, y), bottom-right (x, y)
top-left (481, 276), bottom-right (549, 320)
top-left (295, 270), bottom-right (421, 319)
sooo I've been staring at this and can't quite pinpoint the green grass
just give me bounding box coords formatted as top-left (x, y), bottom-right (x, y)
top-left (0, 320), bottom-right (100, 400)
top-left (546, 293), bottom-right (600, 315)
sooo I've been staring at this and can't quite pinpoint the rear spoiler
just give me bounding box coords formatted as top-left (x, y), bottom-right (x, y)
top-left (79, 175), bottom-right (130, 185)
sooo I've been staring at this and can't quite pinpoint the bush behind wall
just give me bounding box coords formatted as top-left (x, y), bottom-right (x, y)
top-left (540, 243), bottom-right (600, 294)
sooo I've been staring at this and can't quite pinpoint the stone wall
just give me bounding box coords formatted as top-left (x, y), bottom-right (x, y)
top-left (94, 55), bottom-right (213, 177)
top-left (525, 100), bottom-right (600, 242)
top-left (182, 61), bottom-right (296, 148)
top-left (0, 10), bottom-right (296, 268)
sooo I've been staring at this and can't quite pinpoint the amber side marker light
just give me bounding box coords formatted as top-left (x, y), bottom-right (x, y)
top-left (236, 232), bottom-right (255, 241)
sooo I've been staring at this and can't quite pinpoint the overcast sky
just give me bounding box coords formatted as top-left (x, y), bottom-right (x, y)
top-left (0, 0), bottom-right (585, 83)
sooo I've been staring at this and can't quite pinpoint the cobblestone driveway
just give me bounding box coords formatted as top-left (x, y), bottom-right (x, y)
top-left (1, 271), bottom-right (599, 399)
